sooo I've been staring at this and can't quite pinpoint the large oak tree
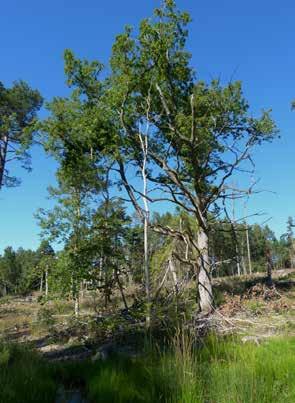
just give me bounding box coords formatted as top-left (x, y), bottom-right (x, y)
top-left (41, 1), bottom-right (277, 315)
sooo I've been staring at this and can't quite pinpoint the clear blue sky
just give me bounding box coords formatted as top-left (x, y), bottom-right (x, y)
top-left (1, 0), bottom-right (295, 252)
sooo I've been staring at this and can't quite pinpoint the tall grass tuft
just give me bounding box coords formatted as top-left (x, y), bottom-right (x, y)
top-left (2, 335), bottom-right (295, 402)
top-left (0, 343), bottom-right (56, 403)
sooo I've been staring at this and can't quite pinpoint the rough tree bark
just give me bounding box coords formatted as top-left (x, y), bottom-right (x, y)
top-left (0, 135), bottom-right (8, 190)
top-left (115, 269), bottom-right (129, 311)
top-left (168, 257), bottom-right (178, 294)
top-left (197, 227), bottom-right (213, 314)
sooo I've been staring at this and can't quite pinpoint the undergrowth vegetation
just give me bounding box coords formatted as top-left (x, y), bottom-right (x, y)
top-left (0, 344), bottom-right (56, 403)
top-left (2, 334), bottom-right (295, 402)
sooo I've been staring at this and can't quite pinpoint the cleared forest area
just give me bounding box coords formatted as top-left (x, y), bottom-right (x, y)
top-left (2, 270), bottom-right (295, 402)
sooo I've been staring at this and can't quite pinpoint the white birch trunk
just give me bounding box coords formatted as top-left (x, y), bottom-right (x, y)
top-left (245, 223), bottom-right (252, 275)
top-left (168, 257), bottom-right (178, 293)
top-left (45, 268), bottom-right (48, 297)
top-left (139, 118), bottom-right (151, 329)
top-left (74, 295), bottom-right (80, 317)
top-left (232, 193), bottom-right (241, 276)
top-left (40, 274), bottom-right (43, 293)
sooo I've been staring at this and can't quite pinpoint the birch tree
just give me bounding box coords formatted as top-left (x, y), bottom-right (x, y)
top-left (36, 240), bottom-right (55, 298)
top-left (138, 97), bottom-right (151, 327)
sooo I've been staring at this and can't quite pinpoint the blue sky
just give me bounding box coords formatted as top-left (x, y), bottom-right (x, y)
top-left (1, 0), bottom-right (295, 252)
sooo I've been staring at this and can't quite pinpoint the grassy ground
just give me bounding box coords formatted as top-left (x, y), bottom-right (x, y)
top-left (1, 335), bottom-right (295, 402)
top-left (2, 271), bottom-right (295, 402)
top-left (0, 343), bottom-right (56, 403)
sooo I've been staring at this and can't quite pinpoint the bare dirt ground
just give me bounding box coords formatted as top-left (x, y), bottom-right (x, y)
top-left (0, 286), bottom-right (144, 361)
top-left (212, 269), bottom-right (295, 339)
top-left (1, 269), bottom-right (295, 359)
top-left (0, 294), bottom-right (98, 360)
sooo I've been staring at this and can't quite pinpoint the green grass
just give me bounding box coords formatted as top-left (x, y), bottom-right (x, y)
top-left (2, 335), bottom-right (295, 402)
top-left (196, 336), bottom-right (295, 403)
top-left (0, 344), bottom-right (56, 403)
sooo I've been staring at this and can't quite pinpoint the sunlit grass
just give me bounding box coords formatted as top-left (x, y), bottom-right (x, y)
top-left (1, 335), bottom-right (295, 402)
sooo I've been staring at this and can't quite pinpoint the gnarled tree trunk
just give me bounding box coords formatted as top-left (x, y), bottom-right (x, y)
top-left (197, 228), bottom-right (213, 314)
top-left (0, 134), bottom-right (8, 190)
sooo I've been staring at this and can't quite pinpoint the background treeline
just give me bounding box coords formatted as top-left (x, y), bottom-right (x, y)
top-left (1, 212), bottom-right (293, 300)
